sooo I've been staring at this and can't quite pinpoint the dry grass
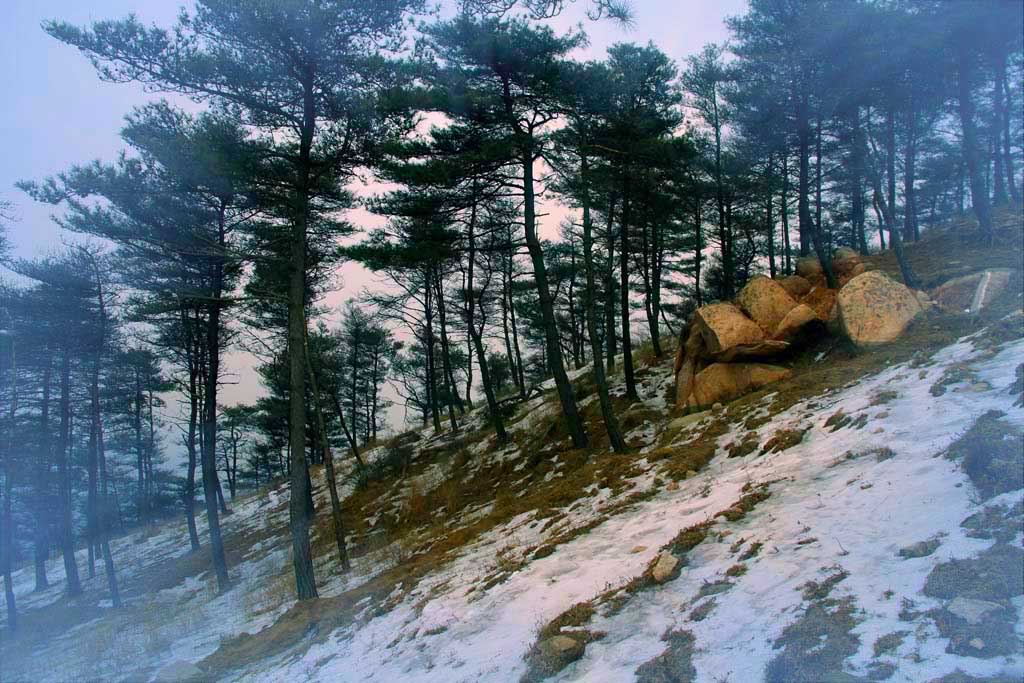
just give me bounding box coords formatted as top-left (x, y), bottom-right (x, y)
top-left (761, 427), bottom-right (809, 455)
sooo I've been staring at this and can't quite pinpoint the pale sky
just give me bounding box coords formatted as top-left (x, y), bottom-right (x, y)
top-left (1, 0), bottom-right (747, 437)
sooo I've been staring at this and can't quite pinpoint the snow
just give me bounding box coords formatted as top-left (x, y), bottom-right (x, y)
top-left (4, 324), bottom-right (1023, 682)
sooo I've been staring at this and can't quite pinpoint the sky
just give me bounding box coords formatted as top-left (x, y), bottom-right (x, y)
top-left (1, 0), bottom-right (747, 438)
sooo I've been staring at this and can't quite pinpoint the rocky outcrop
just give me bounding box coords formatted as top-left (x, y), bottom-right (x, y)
top-left (795, 256), bottom-right (825, 284)
top-left (673, 248), bottom-right (928, 411)
top-left (693, 303), bottom-right (765, 354)
top-left (832, 246), bottom-right (867, 287)
top-left (801, 286), bottom-right (838, 323)
top-left (837, 271), bottom-right (924, 347)
top-left (687, 363), bottom-right (791, 410)
top-left (737, 276), bottom-right (799, 335)
top-left (771, 303), bottom-right (820, 342)
top-left (931, 269), bottom-right (1013, 315)
top-left (778, 275), bottom-right (813, 300)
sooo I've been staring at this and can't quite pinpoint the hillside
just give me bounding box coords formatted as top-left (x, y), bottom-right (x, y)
top-left (1, 228), bottom-right (1023, 683)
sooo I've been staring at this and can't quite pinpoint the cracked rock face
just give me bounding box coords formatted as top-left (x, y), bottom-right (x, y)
top-left (931, 269), bottom-right (1013, 314)
top-left (737, 276), bottom-right (799, 336)
top-left (838, 271), bottom-right (924, 347)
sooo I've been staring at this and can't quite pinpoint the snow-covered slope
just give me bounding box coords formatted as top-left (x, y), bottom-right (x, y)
top-left (2, 317), bottom-right (1022, 683)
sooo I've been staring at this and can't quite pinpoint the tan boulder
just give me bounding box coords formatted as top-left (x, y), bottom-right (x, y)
top-left (737, 276), bottom-right (799, 334)
top-left (800, 286), bottom-right (838, 322)
top-left (771, 303), bottom-right (820, 342)
top-left (838, 271), bottom-right (924, 347)
top-left (931, 269), bottom-right (1013, 315)
top-left (693, 303), bottom-right (765, 355)
top-left (651, 552), bottom-right (680, 583)
top-left (796, 256), bottom-right (825, 284)
top-left (674, 325), bottom-right (707, 409)
top-left (837, 262), bottom-right (867, 288)
top-left (832, 246), bottom-right (867, 284)
top-left (688, 362), bottom-right (791, 410)
top-left (673, 340), bottom-right (685, 376)
top-left (778, 275), bottom-right (813, 299)
top-left (832, 246), bottom-right (860, 265)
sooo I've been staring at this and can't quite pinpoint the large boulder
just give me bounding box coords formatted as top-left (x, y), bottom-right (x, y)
top-left (833, 247), bottom-right (867, 288)
top-left (931, 269), bottom-right (1013, 315)
top-left (737, 276), bottom-right (799, 335)
top-left (688, 362), bottom-right (791, 410)
top-left (800, 286), bottom-right (838, 322)
top-left (693, 303), bottom-right (765, 355)
top-left (674, 325), bottom-right (707, 409)
top-left (771, 303), bottom-right (820, 342)
top-left (832, 246), bottom-right (860, 265)
top-left (837, 271), bottom-right (924, 347)
top-left (795, 256), bottom-right (825, 284)
top-left (777, 275), bottom-right (813, 300)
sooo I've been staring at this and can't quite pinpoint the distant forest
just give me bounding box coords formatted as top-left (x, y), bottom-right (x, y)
top-left (0, 0), bottom-right (1020, 614)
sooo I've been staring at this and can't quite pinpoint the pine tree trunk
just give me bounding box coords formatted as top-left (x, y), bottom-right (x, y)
top-left (93, 405), bottom-right (120, 608)
top-left (604, 194), bottom-right (617, 372)
top-left (903, 101), bottom-right (919, 242)
top-left (466, 186), bottom-right (507, 443)
top-left (34, 353), bottom-right (52, 591)
top-left (766, 152), bottom-right (776, 278)
top-left (851, 109), bottom-right (869, 254)
top-left (1000, 55), bottom-right (1020, 205)
top-left (201, 204), bottom-right (230, 590)
top-left (798, 101), bottom-right (837, 288)
top-left (521, 143), bottom-right (588, 448)
top-left (797, 95), bottom-right (812, 259)
top-left (713, 86), bottom-right (735, 295)
top-left (423, 277), bottom-right (443, 432)
top-left (57, 347), bottom-right (82, 596)
top-left (956, 44), bottom-right (994, 242)
top-left (781, 153), bottom-right (792, 273)
top-left (2, 335), bottom-right (18, 631)
top-left (304, 328), bottom-right (350, 571)
top-left (328, 388), bottom-right (364, 468)
top-left (619, 182), bottom-right (638, 402)
top-left (185, 366), bottom-right (201, 552)
top-left (433, 275), bottom-right (461, 428)
top-left (500, 259), bottom-right (519, 397)
top-left (991, 61), bottom-right (1009, 207)
top-left (85, 254), bottom-right (120, 607)
top-left (135, 370), bottom-right (145, 524)
top-left (816, 115), bottom-right (830, 260)
top-left (581, 154), bottom-right (627, 453)
top-left (693, 197), bottom-right (704, 304)
top-left (287, 82), bottom-right (318, 601)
